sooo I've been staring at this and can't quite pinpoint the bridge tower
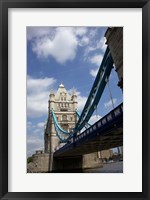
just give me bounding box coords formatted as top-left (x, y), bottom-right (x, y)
top-left (44, 84), bottom-right (77, 170)
top-left (105, 27), bottom-right (123, 89)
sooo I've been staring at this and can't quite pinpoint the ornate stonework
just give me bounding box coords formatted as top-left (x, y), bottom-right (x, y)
top-left (44, 84), bottom-right (78, 154)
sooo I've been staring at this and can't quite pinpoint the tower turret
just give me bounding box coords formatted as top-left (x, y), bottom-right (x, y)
top-left (49, 90), bottom-right (55, 111)
top-left (72, 89), bottom-right (78, 110)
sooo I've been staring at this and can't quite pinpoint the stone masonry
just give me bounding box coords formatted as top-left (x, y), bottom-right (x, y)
top-left (105, 27), bottom-right (123, 89)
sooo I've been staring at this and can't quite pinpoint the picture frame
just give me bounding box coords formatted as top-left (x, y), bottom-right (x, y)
top-left (0, 0), bottom-right (150, 199)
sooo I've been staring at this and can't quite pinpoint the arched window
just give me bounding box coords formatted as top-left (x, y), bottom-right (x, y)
top-left (62, 114), bottom-right (67, 121)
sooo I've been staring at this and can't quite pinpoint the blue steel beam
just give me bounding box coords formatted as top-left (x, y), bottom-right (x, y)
top-left (74, 51), bottom-right (113, 132)
top-left (74, 47), bottom-right (110, 131)
top-left (51, 46), bottom-right (114, 142)
top-left (75, 111), bottom-right (91, 127)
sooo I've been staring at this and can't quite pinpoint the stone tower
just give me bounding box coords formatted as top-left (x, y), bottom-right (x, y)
top-left (105, 27), bottom-right (123, 89)
top-left (44, 84), bottom-right (78, 155)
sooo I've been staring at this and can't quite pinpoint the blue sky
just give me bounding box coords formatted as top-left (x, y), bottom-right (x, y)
top-left (27, 27), bottom-right (123, 157)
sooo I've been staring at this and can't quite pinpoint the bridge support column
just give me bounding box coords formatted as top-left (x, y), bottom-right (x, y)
top-left (82, 153), bottom-right (102, 169)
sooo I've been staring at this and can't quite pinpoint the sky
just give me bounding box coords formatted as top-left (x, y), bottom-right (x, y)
top-left (27, 27), bottom-right (123, 157)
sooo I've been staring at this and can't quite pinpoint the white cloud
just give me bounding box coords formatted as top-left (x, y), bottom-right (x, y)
top-left (27, 76), bottom-right (56, 118)
top-left (104, 98), bottom-right (117, 109)
top-left (77, 95), bottom-right (87, 112)
top-left (37, 122), bottom-right (46, 128)
top-left (89, 115), bottom-right (101, 125)
top-left (83, 36), bottom-right (107, 61)
top-left (27, 121), bottom-right (45, 156)
top-left (33, 128), bottom-right (42, 134)
top-left (84, 46), bottom-right (96, 56)
top-left (89, 54), bottom-right (103, 66)
top-left (68, 89), bottom-right (87, 113)
top-left (74, 27), bottom-right (87, 36)
top-left (27, 121), bottom-right (32, 128)
top-left (29, 27), bottom-right (107, 65)
top-left (27, 27), bottom-right (54, 40)
top-left (79, 36), bottom-right (90, 46)
top-left (29, 27), bottom-right (96, 64)
top-left (97, 37), bottom-right (107, 52)
top-left (27, 135), bottom-right (44, 156)
top-left (89, 28), bottom-right (97, 38)
top-left (90, 68), bottom-right (99, 77)
top-left (32, 27), bottom-right (78, 64)
top-left (88, 54), bottom-right (103, 77)
top-left (27, 121), bottom-right (36, 131)
top-left (27, 76), bottom-right (56, 93)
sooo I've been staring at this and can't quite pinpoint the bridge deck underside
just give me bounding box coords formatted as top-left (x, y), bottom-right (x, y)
top-left (54, 109), bottom-right (123, 158)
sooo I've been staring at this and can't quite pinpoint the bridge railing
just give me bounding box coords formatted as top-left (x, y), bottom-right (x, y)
top-left (55, 103), bottom-right (123, 152)
top-left (73, 103), bottom-right (123, 143)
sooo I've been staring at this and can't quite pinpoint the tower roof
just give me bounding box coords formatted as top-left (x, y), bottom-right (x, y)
top-left (59, 83), bottom-right (64, 88)
top-left (55, 84), bottom-right (71, 101)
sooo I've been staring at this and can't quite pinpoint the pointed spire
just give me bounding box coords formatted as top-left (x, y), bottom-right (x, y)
top-left (59, 83), bottom-right (64, 88)
top-left (72, 88), bottom-right (77, 96)
top-left (50, 89), bottom-right (54, 95)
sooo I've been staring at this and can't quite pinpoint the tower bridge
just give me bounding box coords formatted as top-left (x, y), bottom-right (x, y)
top-left (54, 103), bottom-right (123, 158)
top-left (27, 27), bottom-right (123, 173)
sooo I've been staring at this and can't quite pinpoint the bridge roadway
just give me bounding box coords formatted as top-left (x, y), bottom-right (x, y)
top-left (54, 103), bottom-right (123, 158)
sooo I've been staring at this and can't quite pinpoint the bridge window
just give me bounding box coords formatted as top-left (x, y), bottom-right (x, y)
top-left (90, 127), bottom-right (93, 132)
top-left (121, 105), bottom-right (123, 111)
top-left (62, 114), bottom-right (67, 121)
top-left (98, 121), bottom-right (101, 127)
top-left (93, 125), bottom-right (96, 130)
top-left (102, 118), bottom-right (106, 124)
top-left (107, 114), bottom-right (112, 121)
top-left (114, 108), bottom-right (120, 116)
